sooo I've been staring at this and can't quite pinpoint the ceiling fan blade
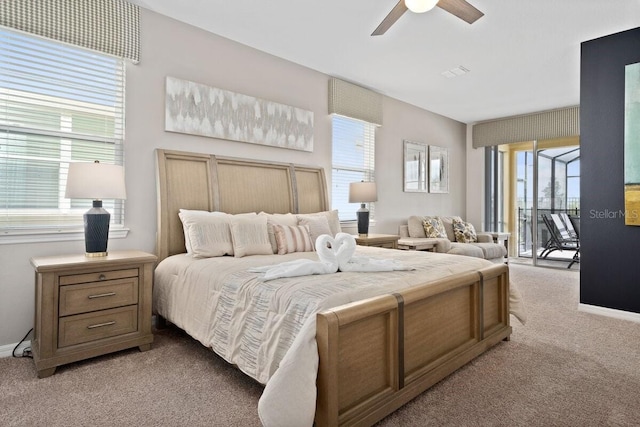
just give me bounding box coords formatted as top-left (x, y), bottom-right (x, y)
top-left (372, 0), bottom-right (408, 36)
top-left (437, 0), bottom-right (484, 24)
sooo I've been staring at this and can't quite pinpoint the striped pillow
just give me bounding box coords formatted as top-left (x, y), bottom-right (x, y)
top-left (273, 224), bottom-right (314, 255)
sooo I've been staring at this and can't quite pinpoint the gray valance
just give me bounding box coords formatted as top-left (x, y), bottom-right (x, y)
top-left (472, 106), bottom-right (580, 148)
top-left (329, 77), bottom-right (383, 126)
top-left (0, 0), bottom-right (140, 63)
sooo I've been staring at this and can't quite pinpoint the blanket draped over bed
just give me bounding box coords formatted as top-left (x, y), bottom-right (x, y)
top-left (154, 246), bottom-right (526, 427)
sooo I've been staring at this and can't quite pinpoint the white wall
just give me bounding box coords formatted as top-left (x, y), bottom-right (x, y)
top-left (466, 126), bottom-right (485, 229)
top-left (0, 8), bottom-right (467, 348)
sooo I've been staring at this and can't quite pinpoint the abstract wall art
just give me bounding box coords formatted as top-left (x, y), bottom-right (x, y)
top-left (403, 140), bottom-right (427, 192)
top-left (165, 77), bottom-right (314, 152)
top-left (428, 145), bottom-right (449, 194)
top-left (624, 62), bottom-right (640, 225)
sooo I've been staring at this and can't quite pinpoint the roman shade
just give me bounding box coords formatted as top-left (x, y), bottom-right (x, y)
top-left (0, 0), bottom-right (140, 63)
top-left (472, 106), bottom-right (580, 148)
top-left (328, 78), bottom-right (383, 126)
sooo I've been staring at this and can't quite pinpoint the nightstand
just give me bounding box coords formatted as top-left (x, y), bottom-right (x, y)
top-left (30, 250), bottom-right (157, 378)
top-left (354, 233), bottom-right (400, 249)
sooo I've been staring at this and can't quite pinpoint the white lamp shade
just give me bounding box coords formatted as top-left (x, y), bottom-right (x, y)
top-left (65, 161), bottom-right (127, 200)
top-left (349, 181), bottom-right (378, 203)
top-left (405, 0), bottom-right (439, 13)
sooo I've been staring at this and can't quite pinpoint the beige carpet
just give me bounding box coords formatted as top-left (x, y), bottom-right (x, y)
top-left (1, 264), bottom-right (639, 427)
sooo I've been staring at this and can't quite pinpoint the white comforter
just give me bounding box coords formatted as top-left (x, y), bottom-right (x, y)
top-left (154, 247), bottom-right (526, 427)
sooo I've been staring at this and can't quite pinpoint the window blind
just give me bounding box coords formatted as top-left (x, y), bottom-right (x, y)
top-left (331, 115), bottom-right (376, 221)
top-left (0, 27), bottom-right (125, 232)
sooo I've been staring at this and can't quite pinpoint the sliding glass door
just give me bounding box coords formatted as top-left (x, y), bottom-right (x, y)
top-left (486, 137), bottom-right (580, 267)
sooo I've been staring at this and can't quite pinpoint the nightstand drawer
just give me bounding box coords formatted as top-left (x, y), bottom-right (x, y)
top-left (58, 305), bottom-right (138, 348)
top-left (59, 278), bottom-right (139, 316)
top-left (59, 268), bottom-right (139, 286)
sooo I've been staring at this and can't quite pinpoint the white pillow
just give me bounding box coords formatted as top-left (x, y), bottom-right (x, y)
top-left (273, 224), bottom-right (314, 255)
top-left (178, 209), bottom-right (233, 257)
top-left (229, 214), bottom-right (273, 257)
top-left (298, 215), bottom-right (332, 243)
top-left (297, 210), bottom-right (341, 236)
top-left (259, 212), bottom-right (298, 253)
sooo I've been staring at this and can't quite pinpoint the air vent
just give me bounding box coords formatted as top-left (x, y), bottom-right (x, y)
top-left (441, 65), bottom-right (470, 78)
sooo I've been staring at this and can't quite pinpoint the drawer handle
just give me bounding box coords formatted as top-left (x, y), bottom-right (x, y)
top-left (98, 274), bottom-right (106, 281)
top-left (88, 292), bottom-right (116, 299)
top-left (87, 321), bottom-right (116, 329)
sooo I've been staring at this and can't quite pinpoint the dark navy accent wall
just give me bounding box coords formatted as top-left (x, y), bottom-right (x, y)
top-left (580, 27), bottom-right (640, 313)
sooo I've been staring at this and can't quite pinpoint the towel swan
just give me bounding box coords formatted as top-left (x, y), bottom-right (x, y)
top-left (249, 233), bottom-right (412, 281)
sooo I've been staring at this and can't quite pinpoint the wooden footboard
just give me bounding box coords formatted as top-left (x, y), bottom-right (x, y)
top-left (316, 263), bottom-right (511, 426)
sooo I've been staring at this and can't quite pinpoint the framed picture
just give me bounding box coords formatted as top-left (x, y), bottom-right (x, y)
top-left (624, 61), bottom-right (640, 225)
top-left (403, 140), bottom-right (427, 192)
top-left (429, 145), bottom-right (449, 193)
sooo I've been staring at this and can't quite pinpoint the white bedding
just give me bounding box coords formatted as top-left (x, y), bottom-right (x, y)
top-left (154, 247), bottom-right (526, 427)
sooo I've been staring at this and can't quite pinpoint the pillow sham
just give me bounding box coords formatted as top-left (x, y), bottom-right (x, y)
top-left (178, 209), bottom-right (233, 257)
top-left (296, 210), bottom-right (341, 236)
top-left (452, 218), bottom-right (478, 243)
top-left (422, 216), bottom-right (448, 239)
top-left (229, 214), bottom-right (273, 257)
top-left (273, 224), bottom-right (314, 255)
top-left (259, 212), bottom-right (299, 254)
top-left (298, 214), bottom-right (332, 243)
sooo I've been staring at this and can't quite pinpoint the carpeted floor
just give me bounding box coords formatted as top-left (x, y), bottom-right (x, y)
top-left (1, 264), bottom-right (639, 426)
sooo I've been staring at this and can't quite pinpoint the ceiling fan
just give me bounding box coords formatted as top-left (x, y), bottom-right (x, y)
top-left (372, 0), bottom-right (484, 36)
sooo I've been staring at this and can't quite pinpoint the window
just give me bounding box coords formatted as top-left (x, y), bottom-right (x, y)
top-left (0, 28), bottom-right (125, 239)
top-left (331, 115), bottom-right (376, 221)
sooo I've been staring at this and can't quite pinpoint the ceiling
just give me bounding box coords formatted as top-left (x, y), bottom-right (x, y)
top-left (129, 0), bottom-right (639, 124)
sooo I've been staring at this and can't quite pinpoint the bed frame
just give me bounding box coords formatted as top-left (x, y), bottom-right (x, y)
top-left (155, 149), bottom-right (511, 426)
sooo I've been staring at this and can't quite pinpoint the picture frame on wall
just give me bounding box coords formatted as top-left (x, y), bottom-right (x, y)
top-left (403, 140), bottom-right (427, 192)
top-left (429, 145), bottom-right (449, 193)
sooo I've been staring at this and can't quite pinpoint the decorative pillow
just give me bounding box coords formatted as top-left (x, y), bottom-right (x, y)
top-left (298, 215), bottom-right (332, 243)
top-left (178, 209), bottom-right (233, 257)
top-left (422, 216), bottom-right (448, 238)
top-left (229, 214), bottom-right (273, 257)
top-left (259, 212), bottom-right (298, 254)
top-left (273, 224), bottom-right (314, 255)
top-left (408, 216), bottom-right (428, 238)
top-left (452, 218), bottom-right (478, 243)
top-left (296, 210), bottom-right (341, 236)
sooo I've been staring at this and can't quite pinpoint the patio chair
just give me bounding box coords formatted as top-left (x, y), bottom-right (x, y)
top-left (567, 214), bottom-right (580, 239)
top-left (540, 213), bottom-right (580, 268)
top-left (560, 212), bottom-right (579, 239)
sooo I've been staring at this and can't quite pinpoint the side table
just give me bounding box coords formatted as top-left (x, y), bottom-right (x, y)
top-left (353, 234), bottom-right (400, 249)
top-left (30, 250), bottom-right (157, 378)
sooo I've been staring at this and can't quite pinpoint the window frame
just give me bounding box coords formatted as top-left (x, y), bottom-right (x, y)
top-left (331, 114), bottom-right (376, 223)
top-left (0, 27), bottom-right (128, 244)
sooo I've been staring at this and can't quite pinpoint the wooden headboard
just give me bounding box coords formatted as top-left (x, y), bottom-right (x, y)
top-left (155, 149), bottom-right (329, 261)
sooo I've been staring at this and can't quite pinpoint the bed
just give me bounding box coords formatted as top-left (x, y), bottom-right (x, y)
top-left (154, 149), bottom-right (525, 427)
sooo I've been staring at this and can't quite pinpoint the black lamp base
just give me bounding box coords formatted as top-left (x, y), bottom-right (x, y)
top-left (84, 200), bottom-right (111, 257)
top-left (356, 204), bottom-right (370, 237)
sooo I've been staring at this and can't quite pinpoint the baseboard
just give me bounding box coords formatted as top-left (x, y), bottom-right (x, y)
top-left (0, 340), bottom-right (31, 358)
top-left (578, 303), bottom-right (640, 323)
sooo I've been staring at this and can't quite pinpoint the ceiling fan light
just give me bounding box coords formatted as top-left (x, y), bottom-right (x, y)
top-left (405, 0), bottom-right (439, 13)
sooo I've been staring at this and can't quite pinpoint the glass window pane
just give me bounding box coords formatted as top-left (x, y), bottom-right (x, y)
top-left (331, 115), bottom-right (376, 221)
top-left (0, 28), bottom-right (125, 230)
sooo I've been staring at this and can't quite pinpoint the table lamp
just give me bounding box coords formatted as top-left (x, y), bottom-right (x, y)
top-left (65, 160), bottom-right (127, 257)
top-left (349, 181), bottom-right (378, 237)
